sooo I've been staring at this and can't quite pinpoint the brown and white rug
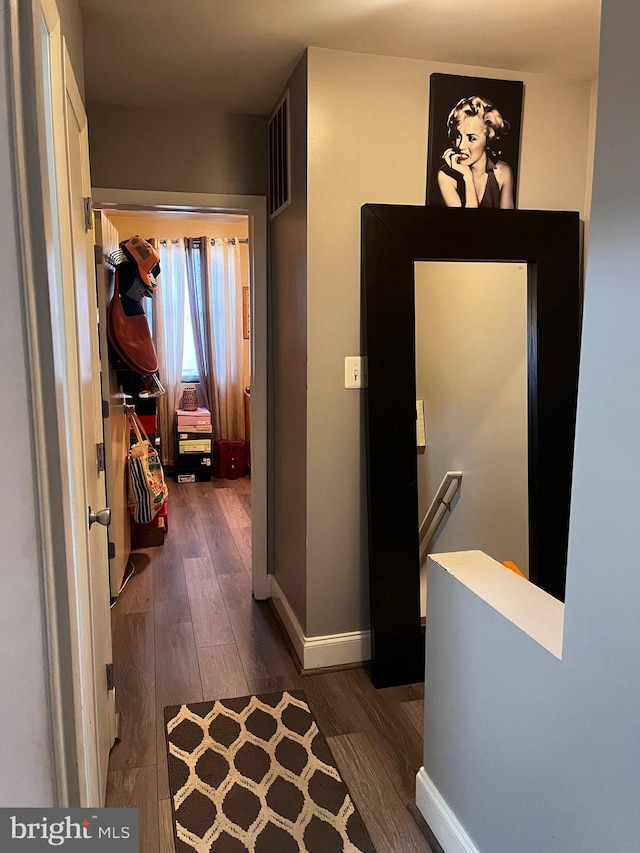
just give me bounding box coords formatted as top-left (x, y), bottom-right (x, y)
top-left (165, 690), bottom-right (375, 853)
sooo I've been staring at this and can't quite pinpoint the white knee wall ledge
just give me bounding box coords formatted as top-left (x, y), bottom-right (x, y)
top-left (268, 576), bottom-right (371, 670)
top-left (429, 550), bottom-right (565, 659)
top-left (417, 552), bottom-right (567, 852)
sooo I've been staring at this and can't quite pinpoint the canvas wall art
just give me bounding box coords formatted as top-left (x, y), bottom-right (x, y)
top-left (426, 73), bottom-right (524, 209)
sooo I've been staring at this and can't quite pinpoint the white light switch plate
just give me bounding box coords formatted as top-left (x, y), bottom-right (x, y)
top-left (345, 356), bottom-right (364, 389)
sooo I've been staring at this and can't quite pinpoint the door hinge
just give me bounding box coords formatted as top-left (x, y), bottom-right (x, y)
top-left (94, 244), bottom-right (104, 265)
top-left (102, 399), bottom-right (110, 419)
top-left (106, 663), bottom-right (114, 692)
top-left (83, 197), bottom-right (93, 232)
top-left (108, 541), bottom-right (116, 560)
top-left (96, 442), bottom-right (106, 472)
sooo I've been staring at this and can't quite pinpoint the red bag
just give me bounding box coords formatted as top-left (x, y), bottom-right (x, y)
top-left (107, 269), bottom-right (158, 375)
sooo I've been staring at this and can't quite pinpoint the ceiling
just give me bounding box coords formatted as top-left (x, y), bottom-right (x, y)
top-left (79, 0), bottom-right (601, 116)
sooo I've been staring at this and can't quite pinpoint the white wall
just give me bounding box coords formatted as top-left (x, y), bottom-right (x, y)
top-left (106, 214), bottom-right (248, 242)
top-left (415, 262), bottom-right (529, 601)
top-left (420, 0), bottom-right (640, 849)
top-left (0, 2), bottom-right (55, 805)
top-left (303, 47), bottom-right (594, 638)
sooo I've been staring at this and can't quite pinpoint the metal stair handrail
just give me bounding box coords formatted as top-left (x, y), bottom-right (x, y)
top-left (419, 471), bottom-right (463, 558)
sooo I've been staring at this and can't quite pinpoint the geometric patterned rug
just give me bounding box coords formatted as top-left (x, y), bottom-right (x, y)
top-left (164, 690), bottom-right (376, 852)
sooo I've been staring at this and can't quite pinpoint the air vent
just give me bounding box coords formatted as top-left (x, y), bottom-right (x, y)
top-left (268, 91), bottom-right (291, 219)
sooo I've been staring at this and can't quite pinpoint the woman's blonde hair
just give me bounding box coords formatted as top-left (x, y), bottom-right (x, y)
top-left (446, 96), bottom-right (509, 160)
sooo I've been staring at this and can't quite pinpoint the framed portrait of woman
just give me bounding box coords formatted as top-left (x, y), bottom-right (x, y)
top-left (426, 73), bottom-right (524, 209)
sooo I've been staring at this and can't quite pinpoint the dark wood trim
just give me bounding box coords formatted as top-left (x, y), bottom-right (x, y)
top-left (361, 205), bottom-right (581, 688)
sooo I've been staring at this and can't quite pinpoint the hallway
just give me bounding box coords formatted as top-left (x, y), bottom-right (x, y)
top-left (106, 478), bottom-right (431, 852)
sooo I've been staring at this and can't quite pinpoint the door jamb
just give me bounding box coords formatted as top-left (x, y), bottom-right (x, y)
top-left (92, 188), bottom-right (269, 599)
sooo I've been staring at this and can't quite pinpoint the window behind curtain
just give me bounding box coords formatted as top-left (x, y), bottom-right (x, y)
top-left (147, 274), bottom-right (200, 382)
top-left (181, 287), bottom-right (199, 381)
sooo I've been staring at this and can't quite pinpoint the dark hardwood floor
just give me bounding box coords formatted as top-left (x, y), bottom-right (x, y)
top-left (106, 476), bottom-right (431, 852)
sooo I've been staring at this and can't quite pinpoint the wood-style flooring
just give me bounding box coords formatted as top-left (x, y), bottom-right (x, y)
top-left (106, 476), bottom-right (432, 853)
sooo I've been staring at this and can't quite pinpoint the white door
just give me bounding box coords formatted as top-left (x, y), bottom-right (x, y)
top-left (60, 48), bottom-right (116, 800)
top-left (94, 211), bottom-right (132, 598)
top-left (26, 0), bottom-right (115, 805)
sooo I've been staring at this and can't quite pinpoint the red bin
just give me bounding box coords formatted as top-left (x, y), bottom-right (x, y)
top-left (213, 440), bottom-right (248, 479)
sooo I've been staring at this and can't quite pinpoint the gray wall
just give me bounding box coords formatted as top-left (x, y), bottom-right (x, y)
top-left (269, 54), bottom-right (309, 629)
top-left (422, 0), bottom-right (640, 849)
top-left (0, 1), bottom-right (55, 805)
top-left (87, 103), bottom-right (267, 196)
top-left (301, 48), bottom-right (593, 639)
top-left (55, 0), bottom-right (84, 99)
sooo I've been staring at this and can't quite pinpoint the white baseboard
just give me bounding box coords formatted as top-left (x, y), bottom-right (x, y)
top-left (303, 628), bottom-right (371, 670)
top-left (268, 575), bottom-right (305, 665)
top-left (415, 767), bottom-right (481, 853)
top-left (268, 575), bottom-right (371, 670)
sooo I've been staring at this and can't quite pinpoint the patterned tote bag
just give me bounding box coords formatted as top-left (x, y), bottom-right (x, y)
top-left (127, 410), bottom-right (168, 523)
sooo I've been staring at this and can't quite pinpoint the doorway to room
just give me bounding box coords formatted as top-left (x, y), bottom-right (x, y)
top-left (92, 190), bottom-right (269, 607)
top-left (104, 205), bottom-right (252, 580)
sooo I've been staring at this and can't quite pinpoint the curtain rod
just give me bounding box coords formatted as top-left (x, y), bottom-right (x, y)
top-left (158, 237), bottom-right (249, 245)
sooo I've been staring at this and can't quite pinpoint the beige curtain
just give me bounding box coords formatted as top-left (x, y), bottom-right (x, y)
top-left (184, 237), bottom-right (244, 440)
top-left (153, 239), bottom-right (186, 466)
